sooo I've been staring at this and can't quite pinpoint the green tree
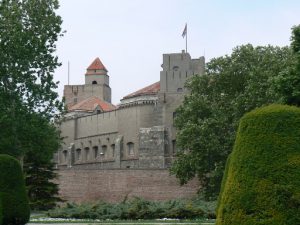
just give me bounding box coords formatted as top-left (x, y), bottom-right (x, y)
top-left (0, 0), bottom-right (63, 159)
top-left (0, 0), bottom-right (64, 209)
top-left (171, 44), bottom-right (294, 199)
top-left (22, 113), bottom-right (63, 210)
top-left (272, 25), bottom-right (300, 105)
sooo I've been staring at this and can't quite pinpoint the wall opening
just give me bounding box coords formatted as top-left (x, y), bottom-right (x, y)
top-left (173, 66), bottom-right (179, 71)
top-left (101, 145), bottom-right (107, 158)
top-left (172, 140), bottom-right (176, 155)
top-left (62, 150), bottom-right (68, 163)
top-left (85, 147), bottom-right (90, 161)
top-left (173, 112), bottom-right (177, 123)
top-left (127, 142), bottom-right (134, 156)
top-left (76, 149), bottom-right (81, 161)
top-left (92, 80), bottom-right (97, 84)
top-left (93, 146), bottom-right (98, 159)
top-left (111, 144), bottom-right (115, 158)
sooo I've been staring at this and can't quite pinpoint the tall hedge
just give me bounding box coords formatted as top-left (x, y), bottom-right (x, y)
top-left (0, 154), bottom-right (30, 225)
top-left (0, 197), bottom-right (2, 225)
top-left (216, 104), bottom-right (300, 225)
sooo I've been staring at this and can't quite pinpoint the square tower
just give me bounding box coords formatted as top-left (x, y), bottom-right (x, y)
top-left (64, 57), bottom-right (112, 107)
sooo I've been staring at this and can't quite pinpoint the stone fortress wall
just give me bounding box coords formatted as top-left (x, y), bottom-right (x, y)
top-left (57, 51), bottom-right (205, 202)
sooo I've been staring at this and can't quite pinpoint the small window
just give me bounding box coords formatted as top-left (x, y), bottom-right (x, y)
top-left (127, 142), bottom-right (134, 156)
top-left (173, 66), bottom-right (179, 71)
top-left (85, 147), bottom-right (90, 161)
top-left (93, 146), bottom-right (98, 159)
top-left (111, 144), bottom-right (115, 157)
top-left (62, 150), bottom-right (68, 163)
top-left (173, 112), bottom-right (177, 123)
top-left (172, 140), bottom-right (176, 155)
top-left (76, 149), bottom-right (81, 161)
top-left (92, 80), bottom-right (97, 84)
top-left (101, 145), bottom-right (107, 158)
top-left (177, 88), bottom-right (183, 92)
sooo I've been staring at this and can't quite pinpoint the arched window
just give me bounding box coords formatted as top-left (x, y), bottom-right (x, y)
top-left (172, 140), bottom-right (176, 155)
top-left (93, 146), bottom-right (98, 159)
top-left (177, 88), bottom-right (183, 92)
top-left (62, 150), bottom-right (68, 163)
top-left (127, 142), bottom-right (134, 156)
top-left (173, 112), bottom-right (177, 122)
top-left (173, 66), bottom-right (179, 71)
top-left (84, 147), bottom-right (90, 161)
top-left (111, 144), bottom-right (115, 157)
top-left (101, 145), bottom-right (107, 158)
top-left (92, 80), bottom-right (97, 84)
top-left (76, 148), bottom-right (81, 161)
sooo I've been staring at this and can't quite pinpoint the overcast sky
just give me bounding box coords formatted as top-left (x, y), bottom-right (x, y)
top-left (54, 0), bottom-right (300, 104)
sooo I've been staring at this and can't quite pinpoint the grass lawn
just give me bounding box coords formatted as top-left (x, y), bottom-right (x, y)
top-left (28, 219), bottom-right (215, 224)
top-left (29, 211), bottom-right (215, 224)
top-left (29, 215), bottom-right (215, 224)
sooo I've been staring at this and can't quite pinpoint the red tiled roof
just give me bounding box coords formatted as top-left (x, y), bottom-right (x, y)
top-left (86, 57), bottom-right (107, 71)
top-left (68, 96), bottom-right (116, 112)
top-left (123, 82), bottom-right (160, 99)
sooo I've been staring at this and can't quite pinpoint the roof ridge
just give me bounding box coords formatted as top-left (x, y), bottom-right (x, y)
top-left (68, 96), bottom-right (116, 112)
top-left (123, 81), bottom-right (160, 99)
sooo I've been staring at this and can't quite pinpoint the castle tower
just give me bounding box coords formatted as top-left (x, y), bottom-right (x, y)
top-left (85, 57), bottom-right (109, 86)
top-left (63, 57), bottom-right (112, 107)
top-left (158, 51), bottom-right (205, 162)
top-left (159, 50), bottom-right (205, 93)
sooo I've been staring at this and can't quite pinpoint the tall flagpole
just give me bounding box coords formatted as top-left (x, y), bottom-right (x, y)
top-left (186, 25), bottom-right (187, 53)
top-left (68, 61), bottom-right (70, 85)
top-left (182, 23), bottom-right (187, 53)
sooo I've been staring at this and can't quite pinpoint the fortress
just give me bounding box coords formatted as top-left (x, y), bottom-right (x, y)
top-left (57, 51), bottom-right (205, 202)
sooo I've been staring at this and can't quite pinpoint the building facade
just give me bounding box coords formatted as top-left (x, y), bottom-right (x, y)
top-left (57, 51), bottom-right (205, 202)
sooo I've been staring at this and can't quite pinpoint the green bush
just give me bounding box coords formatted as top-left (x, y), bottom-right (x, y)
top-left (0, 197), bottom-right (2, 225)
top-left (216, 104), bottom-right (300, 225)
top-left (0, 154), bottom-right (30, 225)
top-left (48, 197), bottom-right (214, 220)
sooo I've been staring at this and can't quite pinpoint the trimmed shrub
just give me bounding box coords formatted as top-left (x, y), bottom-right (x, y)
top-left (0, 197), bottom-right (2, 225)
top-left (0, 154), bottom-right (30, 225)
top-left (217, 104), bottom-right (300, 225)
top-left (48, 197), bottom-right (212, 220)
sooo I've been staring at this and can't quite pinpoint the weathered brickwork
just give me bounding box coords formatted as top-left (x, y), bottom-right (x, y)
top-left (58, 169), bottom-right (199, 203)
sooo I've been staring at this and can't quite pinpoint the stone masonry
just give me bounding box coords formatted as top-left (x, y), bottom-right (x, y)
top-left (57, 51), bottom-right (205, 203)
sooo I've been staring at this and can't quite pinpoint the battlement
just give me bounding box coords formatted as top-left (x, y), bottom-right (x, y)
top-left (160, 51), bottom-right (205, 93)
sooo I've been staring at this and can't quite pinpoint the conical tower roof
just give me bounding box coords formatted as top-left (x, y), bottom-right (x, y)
top-left (87, 57), bottom-right (107, 71)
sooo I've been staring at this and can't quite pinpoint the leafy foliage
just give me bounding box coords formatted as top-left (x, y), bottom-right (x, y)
top-left (0, 0), bottom-right (63, 117)
top-left (0, 199), bottom-right (2, 225)
top-left (0, 0), bottom-right (63, 158)
top-left (22, 113), bottom-right (63, 210)
top-left (216, 104), bottom-right (300, 225)
top-left (171, 44), bottom-right (294, 199)
top-left (0, 0), bottom-right (64, 210)
top-left (272, 25), bottom-right (300, 105)
top-left (24, 161), bottom-right (63, 211)
top-left (48, 197), bottom-right (216, 220)
top-left (0, 154), bottom-right (30, 225)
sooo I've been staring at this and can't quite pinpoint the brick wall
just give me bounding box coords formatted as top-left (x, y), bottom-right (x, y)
top-left (58, 169), bottom-right (199, 203)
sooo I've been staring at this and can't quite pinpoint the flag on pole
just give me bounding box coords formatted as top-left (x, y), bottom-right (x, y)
top-left (182, 23), bottom-right (187, 38)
